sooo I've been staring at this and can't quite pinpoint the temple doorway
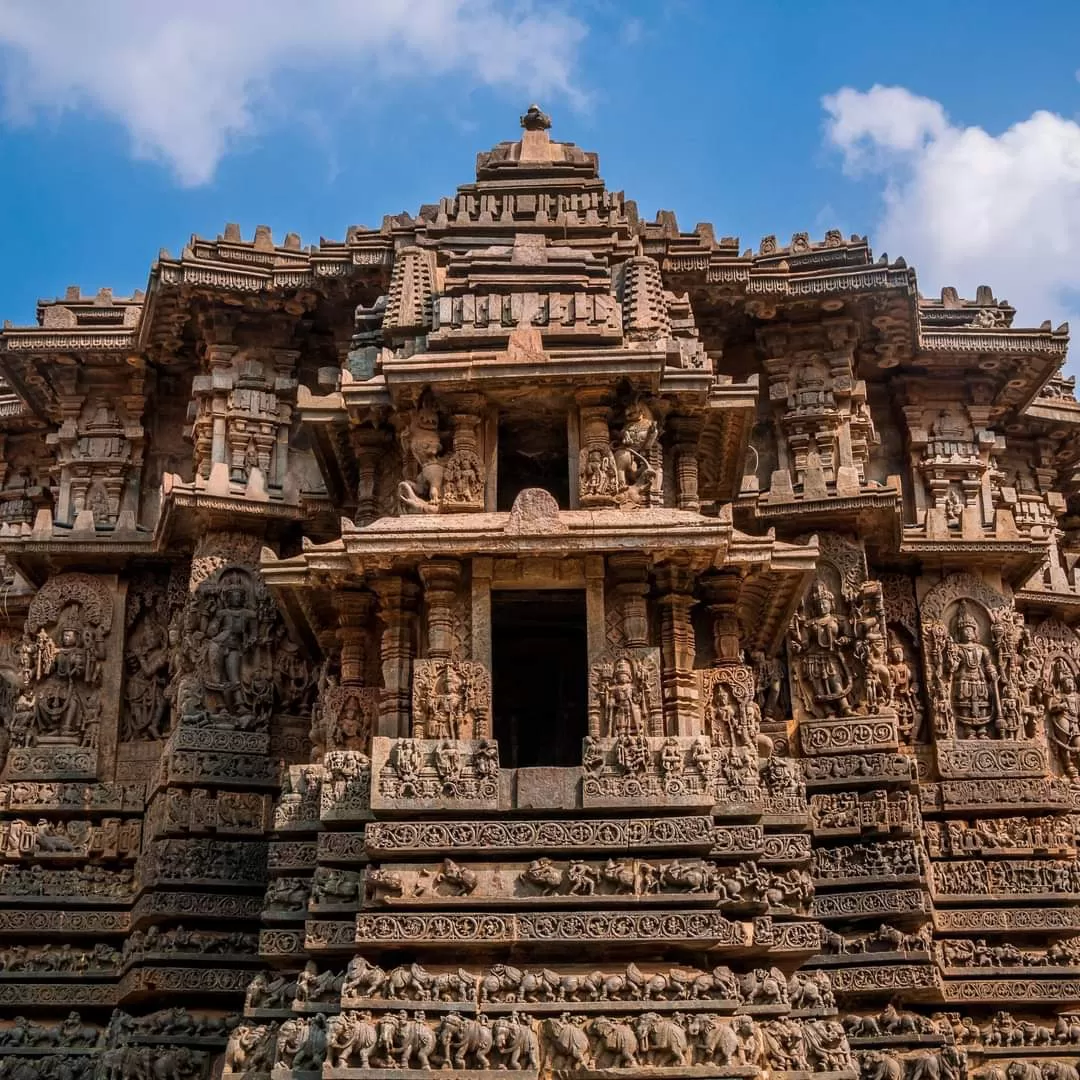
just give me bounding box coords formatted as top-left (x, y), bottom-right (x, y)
top-left (492, 589), bottom-right (588, 768)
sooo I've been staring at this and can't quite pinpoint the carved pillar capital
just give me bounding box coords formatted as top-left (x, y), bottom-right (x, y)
top-left (608, 553), bottom-right (650, 649)
top-left (418, 559), bottom-right (463, 660)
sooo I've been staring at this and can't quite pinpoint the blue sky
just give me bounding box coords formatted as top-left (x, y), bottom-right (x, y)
top-left (2, 0), bottom-right (1080, 333)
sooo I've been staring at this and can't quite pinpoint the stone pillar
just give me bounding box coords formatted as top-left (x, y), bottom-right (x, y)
top-left (576, 388), bottom-right (616, 509)
top-left (471, 557), bottom-right (493, 671)
top-left (336, 591), bottom-right (375, 686)
top-left (585, 555), bottom-right (607, 663)
top-left (352, 429), bottom-right (387, 525)
top-left (418, 559), bottom-right (462, 660)
top-left (372, 575), bottom-right (420, 738)
top-left (654, 562), bottom-right (698, 735)
top-left (609, 553), bottom-right (650, 648)
top-left (700, 572), bottom-right (743, 666)
top-left (671, 417), bottom-right (701, 512)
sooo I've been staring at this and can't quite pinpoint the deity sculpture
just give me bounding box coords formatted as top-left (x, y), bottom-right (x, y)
top-left (412, 660), bottom-right (491, 741)
top-left (1047, 660), bottom-right (1080, 780)
top-left (601, 657), bottom-right (647, 737)
top-left (943, 602), bottom-right (1000, 739)
top-left (790, 580), bottom-right (853, 717)
top-left (887, 635), bottom-right (924, 743)
top-left (206, 581), bottom-right (258, 714)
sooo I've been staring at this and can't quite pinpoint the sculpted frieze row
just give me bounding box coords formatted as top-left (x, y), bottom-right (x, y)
top-left (363, 815), bottom-right (715, 857)
top-left (0, 816), bottom-right (140, 860)
top-left (240, 1008), bottom-right (856, 1075)
top-left (360, 856), bottom-right (812, 912)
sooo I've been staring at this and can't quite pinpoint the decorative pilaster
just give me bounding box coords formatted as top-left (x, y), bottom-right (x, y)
top-left (654, 562), bottom-right (698, 735)
top-left (576, 388), bottom-right (617, 509)
top-left (608, 553), bottom-right (650, 648)
top-left (418, 559), bottom-right (463, 660)
top-left (671, 416), bottom-right (702, 512)
top-left (372, 575), bottom-right (420, 738)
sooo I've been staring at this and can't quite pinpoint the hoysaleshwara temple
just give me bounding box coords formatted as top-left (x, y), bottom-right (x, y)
top-left (0, 105), bottom-right (1077, 1080)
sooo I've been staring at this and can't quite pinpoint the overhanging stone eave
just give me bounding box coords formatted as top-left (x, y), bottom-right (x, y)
top-left (378, 348), bottom-right (672, 393)
top-left (336, 508), bottom-right (736, 566)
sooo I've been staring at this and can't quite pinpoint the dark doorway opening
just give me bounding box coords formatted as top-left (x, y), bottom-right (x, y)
top-left (492, 589), bottom-right (588, 768)
top-left (497, 413), bottom-right (569, 511)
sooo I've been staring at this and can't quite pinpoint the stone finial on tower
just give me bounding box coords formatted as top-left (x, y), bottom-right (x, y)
top-left (520, 103), bottom-right (552, 131)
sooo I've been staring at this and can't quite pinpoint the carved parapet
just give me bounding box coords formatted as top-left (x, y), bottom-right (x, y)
top-left (335, 959), bottom-right (746, 1014)
top-left (359, 856), bottom-right (805, 913)
top-left (761, 833), bottom-right (813, 864)
top-left (5, 745), bottom-right (98, 781)
top-left (934, 738), bottom-right (1048, 779)
top-left (310, 866), bottom-right (362, 913)
top-left (268, 840), bottom-right (318, 873)
top-left (305, 919), bottom-right (356, 953)
top-left (153, 748), bottom-right (281, 790)
top-left (0, 908), bottom-right (129, 936)
top-left (259, 927), bottom-right (305, 961)
top-left (169, 726), bottom-right (272, 755)
top-left (812, 840), bottom-right (924, 889)
top-left (318, 831), bottom-right (367, 864)
top-left (802, 752), bottom-right (913, 791)
top-left (0, 863), bottom-right (135, 905)
top-left (942, 977), bottom-right (1080, 1004)
top-left (826, 964), bottom-right (942, 998)
top-left (131, 889), bottom-right (263, 925)
top-left (928, 775), bottom-right (1080, 813)
top-left (810, 792), bottom-right (917, 839)
top-left (351, 910), bottom-right (749, 949)
top-left (581, 735), bottom-right (717, 810)
top-left (145, 787), bottom-right (271, 839)
top-left (0, 815), bottom-right (140, 860)
top-left (364, 815), bottom-right (716, 858)
top-left (304, 1006), bottom-right (855, 1076)
top-left (930, 858), bottom-right (1080, 902)
top-left (118, 964), bottom-right (254, 1001)
top-left (0, 780), bottom-right (144, 812)
top-left (139, 838), bottom-right (269, 889)
top-left (811, 887), bottom-right (931, 923)
top-left (370, 738), bottom-right (496, 813)
top-left (799, 713), bottom-right (899, 757)
top-left (709, 824), bottom-right (766, 859)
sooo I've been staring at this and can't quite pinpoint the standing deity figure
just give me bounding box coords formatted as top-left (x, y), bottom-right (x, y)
top-left (944, 602), bottom-right (1000, 739)
top-left (790, 580), bottom-right (853, 717)
top-left (206, 583), bottom-right (257, 713)
top-left (602, 657), bottom-right (646, 737)
top-left (1047, 661), bottom-right (1080, 780)
top-left (429, 666), bottom-right (467, 740)
top-left (887, 637), bottom-right (923, 743)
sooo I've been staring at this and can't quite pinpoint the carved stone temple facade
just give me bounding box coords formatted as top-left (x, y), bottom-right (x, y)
top-left (3, 106), bottom-right (1080, 1080)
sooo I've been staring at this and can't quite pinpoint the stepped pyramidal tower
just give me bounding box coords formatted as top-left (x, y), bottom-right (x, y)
top-left (0, 106), bottom-right (1079, 1080)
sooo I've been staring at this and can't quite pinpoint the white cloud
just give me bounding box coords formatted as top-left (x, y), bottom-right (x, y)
top-left (822, 84), bottom-right (1080, 333)
top-left (0, 0), bottom-right (587, 186)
